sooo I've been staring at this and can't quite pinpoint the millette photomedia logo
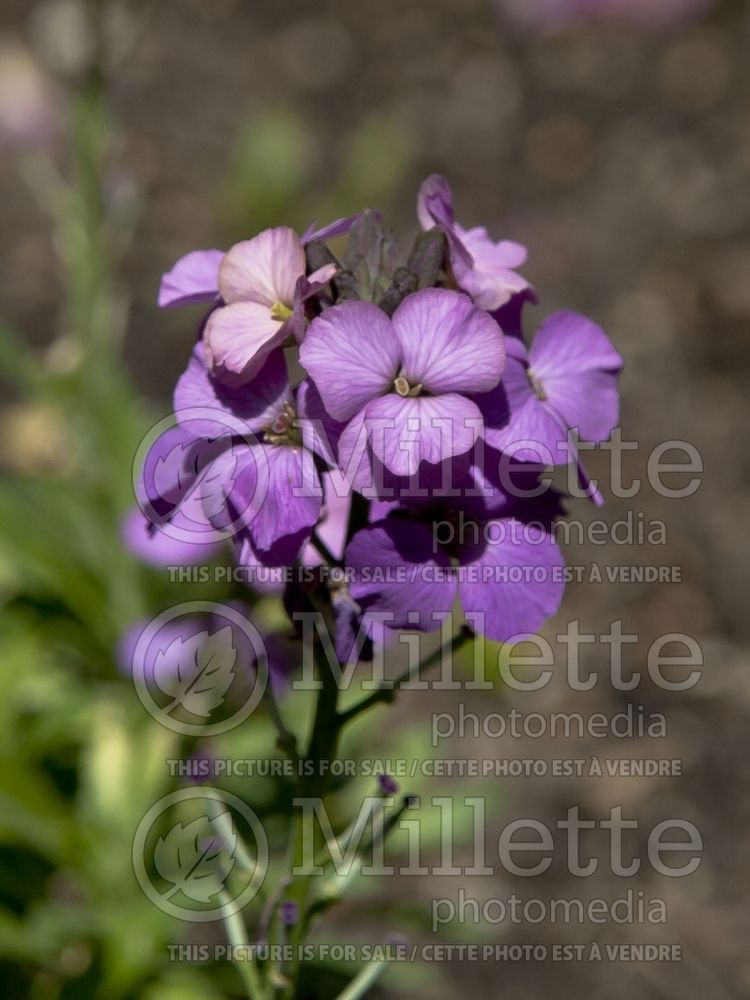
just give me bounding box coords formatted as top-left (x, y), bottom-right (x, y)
top-left (132, 786), bottom-right (269, 922)
top-left (130, 601), bottom-right (270, 736)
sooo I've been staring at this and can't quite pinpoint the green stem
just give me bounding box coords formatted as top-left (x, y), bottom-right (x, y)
top-left (334, 959), bottom-right (389, 1000)
top-left (279, 615), bottom-right (342, 998)
top-left (207, 797), bottom-right (256, 873)
top-left (336, 625), bottom-right (474, 728)
top-left (217, 888), bottom-right (268, 1000)
top-left (302, 648), bottom-right (342, 794)
top-left (264, 678), bottom-right (300, 764)
top-left (279, 626), bottom-right (473, 997)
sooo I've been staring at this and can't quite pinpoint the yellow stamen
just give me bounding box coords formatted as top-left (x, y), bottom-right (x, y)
top-left (528, 369), bottom-right (547, 401)
top-left (270, 301), bottom-right (293, 322)
top-left (394, 376), bottom-right (423, 397)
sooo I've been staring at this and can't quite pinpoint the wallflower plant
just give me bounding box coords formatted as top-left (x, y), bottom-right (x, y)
top-left (130, 176), bottom-right (623, 999)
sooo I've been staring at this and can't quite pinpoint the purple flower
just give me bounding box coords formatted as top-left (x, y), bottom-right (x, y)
top-left (157, 217), bottom-right (362, 382)
top-left (417, 175), bottom-right (530, 311)
top-left (169, 344), bottom-right (327, 566)
top-left (300, 288), bottom-right (506, 483)
top-left (138, 343), bottom-right (331, 569)
top-left (345, 488), bottom-right (565, 643)
top-left (148, 177), bottom-right (624, 655)
top-left (116, 608), bottom-right (253, 682)
top-left (475, 310), bottom-right (623, 503)
top-left (158, 216), bottom-right (357, 310)
top-left (301, 215), bottom-right (361, 244)
top-left (204, 227), bottom-right (336, 384)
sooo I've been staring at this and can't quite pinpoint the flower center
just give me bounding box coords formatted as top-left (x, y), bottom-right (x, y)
top-left (527, 368), bottom-right (546, 401)
top-left (393, 374), bottom-right (423, 397)
top-left (270, 300), bottom-right (293, 322)
top-left (263, 401), bottom-right (301, 447)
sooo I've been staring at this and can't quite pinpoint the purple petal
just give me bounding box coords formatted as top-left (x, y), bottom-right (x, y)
top-left (529, 311), bottom-right (623, 441)
top-left (491, 287), bottom-right (538, 339)
top-left (460, 226), bottom-right (528, 268)
top-left (452, 226), bottom-right (530, 312)
top-left (364, 392), bottom-right (483, 478)
top-left (295, 378), bottom-right (346, 468)
top-left (219, 227), bottom-right (305, 306)
top-left (477, 342), bottom-right (568, 464)
top-left (331, 587), bottom-right (373, 665)
top-left (392, 288), bottom-right (505, 395)
top-left (204, 302), bottom-right (288, 384)
top-left (299, 301), bottom-right (402, 422)
top-left (483, 401), bottom-right (564, 465)
top-left (458, 518), bottom-right (565, 641)
top-left (337, 409), bottom-right (473, 500)
top-left (173, 343), bottom-right (291, 439)
top-left (223, 444), bottom-right (322, 555)
top-left (291, 264), bottom-right (338, 344)
top-left (334, 408), bottom-right (375, 494)
top-left (301, 215), bottom-right (360, 245)
top-left (301, 263), bottom-right (337, 299)
top-left (137, 423), bottom-right (231, 532)
top-left (416, 174), bottom-right (455, 231)
top-left (571, 445), bottom-right (605, 507)
top-left (158, 250), bottom-right (223, 308)
top-left (302, 471), bottom-right (351, 565)
top-left (121, 506), bottom-right (222, 566)
top-left (235, 535), bottom-right (286, 592)
top-left (455, 447), bottom-right (563, 522)
top-left (117, 615), bottom-right (211, 679)
top-left (346, 519), bottom-right (457, 631)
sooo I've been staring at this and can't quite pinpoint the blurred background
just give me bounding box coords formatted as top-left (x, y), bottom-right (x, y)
top-left (0, 0), bottom-right (749, 998)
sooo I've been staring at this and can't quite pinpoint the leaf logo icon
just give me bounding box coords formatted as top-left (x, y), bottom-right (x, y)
top-left (192, 448), bottom-right (239, 520)
top-left (153, 812), bottom-right (237, 904)
top-left (133, 786), bottom-right (269, 921)
top-left (153, 626), bottom-right (237, 719)
top-left (152, 438), bottom-right (196, 507)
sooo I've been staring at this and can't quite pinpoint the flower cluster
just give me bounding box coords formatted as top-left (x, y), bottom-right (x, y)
top-left (129, 176), bottom-right (622, 647)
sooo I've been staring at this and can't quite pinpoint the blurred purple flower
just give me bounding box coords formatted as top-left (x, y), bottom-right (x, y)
top-left (0, 43), bottom-right (62, 151)
top-left (377, 773), bottom-right (400, 796)
top-left (121, 505), bottom-right (223, 566)
top-left (117, 604), bottom-right (294, 694)
top-left (125, 420), bottom-right (226, 562)
top-left (280, 900), bottom-right (300, 928)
